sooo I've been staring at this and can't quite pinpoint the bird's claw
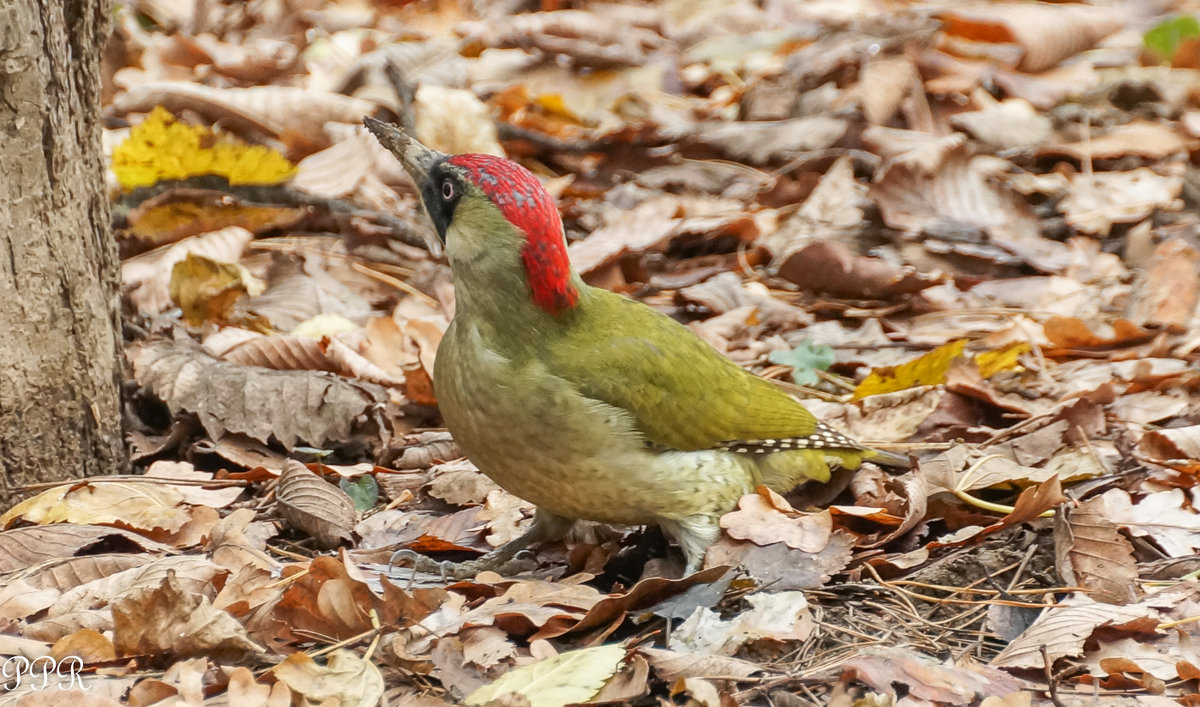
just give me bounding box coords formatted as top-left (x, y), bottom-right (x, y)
top-left (387, 547), bottom-right (539, 586)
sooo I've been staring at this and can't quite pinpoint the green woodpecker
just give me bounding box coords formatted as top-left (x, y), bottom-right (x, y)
top-left (365, 118), bottom-right (907, 576)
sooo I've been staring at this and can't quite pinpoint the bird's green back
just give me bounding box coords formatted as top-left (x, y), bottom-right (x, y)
top-left (542, 286), bottom-right (822, 451)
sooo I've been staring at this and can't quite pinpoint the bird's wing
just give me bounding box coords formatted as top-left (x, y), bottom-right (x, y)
top-left (544, 289), bottom-right (826, 452)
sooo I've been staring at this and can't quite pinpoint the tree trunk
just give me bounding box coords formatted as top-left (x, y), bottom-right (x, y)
top-left (0, 0), bottom-right (126, 497)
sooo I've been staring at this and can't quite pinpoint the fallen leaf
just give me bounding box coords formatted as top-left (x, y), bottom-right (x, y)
top-left (841, 647), bottom-right (1024, 703)
top-left (465, 643), bottom-right (626, 707)
top-left (276, 460), bottom-right (356, 549)
top-left (272, 650), bottom-right (384, 707)
top-left (719, 489), bottom-right (833, 553)
top-left (673, 591), bottom-right (814, 656)
top-left (1124, 237), bottom-right (1200, 333)
top-left (776, 241), bottom-right (940, 299)
top-left (112, 106), bottom-right (295, 190)
top-left (1054, 497), bottom-right (1138, 604)
top-left (938, 3), bottom-right (1122, 72)
top-left (855, 340), bottom-right (966, 399)
top-left (111, 570), bottom-right (263, 660)
top-left (129, 338), bottom-right (388, 450)
top-left (1101, 489), bottom-right (1200, 557)
top-left (991, 596), bottom-right (1159, 669)
top-left (1060, 169), bottom-right (1183, 236)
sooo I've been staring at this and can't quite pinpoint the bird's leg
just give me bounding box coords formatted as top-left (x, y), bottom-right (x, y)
top-left (390, 508), bottom-right (575, 580)
top-left (658, 514), bottom-right (721, 575)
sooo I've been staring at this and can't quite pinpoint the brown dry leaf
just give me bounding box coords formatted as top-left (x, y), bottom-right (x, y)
top-left (396, 507), bottom-right (491, 554)
top-left (1137, 425), bottom-right (1200, 468)
top-left (950, 93), bottom-right (1053, 149)
top-left (1060, 169), bottom-right (1183, 236)
top-left (1054, 497), bottom-right (1138, 605)
top-left (428, 458), bottom-right (502, 507)
top-left (674, 591), bottom-right (814, 656)
top-left (460, 625), bottom-right (519, 671)
top-left (0, 578), bottom-right (62, 624)
top-left (0, 524), bottom-right (170, 573)
top-left (1041, 121), bottom-right (1189, 162)
top-left (568, 197), bottom-right (678, 276)
top-left (123, 189), bottom-right (306, 245)
top-left (705, 530), bottom-right (854, 590)
top-left (561, 567), bottom-right (731, 639)
top-left (872, 144), bottom-right (1061, 270)
top-left (994, 61), bottom-right (1102, 111)
top-left (431, 635), bottom-right (491, 700)
top-left (129, 338), bottom-right (387, 450)
top-left (638, 648), bottom-right (760, 682)
top-left (938, 3), bottom-right (1122, 72)
top-left (291, 131), bottom-right (375, 198)
top-left (776, 240), bottom-right (940, 299)
top-left (847, 469), bottom-right (928, 549)
top-left (276, 555), bottom-right (377, 640)
top-left (1084, 637), bottom-right (1184, 688)
top-left (387, 430), bottom-right (461, 471)
top-left (112, 569), bottom-right (263, 660)
top-left (478, 489), bottom-right (535, 548)
top-left (35, 555), bottom-right (226, 640)
top-left (839, 647), bottom-right (1024, 703)
top-left (0, 480), bottom-right (190, 534)
top-left (272, 649), bottom-right (384, 707)
top-left (459, 578), bottom-right (605, 640)
top-left (51, 628), bottom-right (117, 664)
top-left (219, 332), bottom-right (404, 387)
top-left (719, 488), bottom-right (833, 553)
top-left (667, 116), bottom-right (849, 164)
top-left (1110, 391), bottom-right (1188, 426)
top-left (124, 656), bottom-right (208, 707)
top-left (1043, 316), bottom-right (1153, 351)
top-left (225, 666), bottom-right (292, 707)
top-left (144, 460), bottom-right (245, 508)
top-left (122, 226), bottom-right (254, 315)
top-left (863, 126), bottom-right (966, 172)
top-left (590, 652), bottom-right (650, 704)
top-left (1125, 237), bottom-right (1200, 333)
top-left (763, 154), bottom-right (865, 257)
top-left (835, 386), bottom-right (944, 443)
top-left (110, 82), bottom-right (378, 148)
top-left (991, 596), bottom-right (1159, 669)
top-left (1100, 489), bottom-right (1200, 558)
top-left (276, 460), bottom-right (356, 549)
top-left (676, 273), bottom-right (809, 329)
top-left (169, 252), bottom-right (266, 327)
top-left (464, 10), bottom-right (663, 69)
top-left (838, 55), bottom-right (917, 125)
top-left (242, 260), bottom-right (374, 334)
top-left (414, 84), bottom-right (504, 157)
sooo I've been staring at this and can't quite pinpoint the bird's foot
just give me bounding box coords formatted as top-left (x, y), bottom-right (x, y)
top-left (388, 548), bottom-right (538, 583)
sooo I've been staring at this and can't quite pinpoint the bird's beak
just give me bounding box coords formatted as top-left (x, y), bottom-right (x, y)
top-left (363, 117), bottom-right (447, 258)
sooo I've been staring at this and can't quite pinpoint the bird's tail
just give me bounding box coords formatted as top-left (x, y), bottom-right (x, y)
top-left (862, 447), bottom-right (912, 469)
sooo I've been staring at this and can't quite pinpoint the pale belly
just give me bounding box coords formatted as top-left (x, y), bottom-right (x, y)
top-left (433, 324), bottom-right (757, 525)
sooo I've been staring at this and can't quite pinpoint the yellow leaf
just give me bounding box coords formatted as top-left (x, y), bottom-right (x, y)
top-left (534, 92), bottom-right (581, 121)
top-left (466, 644), bottom-right (626, 707)
top-left (112, 106), bottom-right (296, 190)
top-left (169, 252), bottom-right (267, 328)
top-left (127, 194), bottom-right (306, 245)
top-left (854, 339), bottom-right (967, 398)
top-left (976, 342), bottom-right (1030, 378)
top-left (0, 482), bottom-right (188, 532)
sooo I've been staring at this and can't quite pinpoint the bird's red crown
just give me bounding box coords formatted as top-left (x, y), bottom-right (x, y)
top-left (447, 154), bottom-right (579, 316)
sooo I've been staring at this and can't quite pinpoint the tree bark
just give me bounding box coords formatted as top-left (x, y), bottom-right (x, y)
top-left (0, 0), bottom-right (126, 497)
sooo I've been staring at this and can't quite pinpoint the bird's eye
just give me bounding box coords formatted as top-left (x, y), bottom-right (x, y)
top-left (441, 179), bottom-right (455, 201)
